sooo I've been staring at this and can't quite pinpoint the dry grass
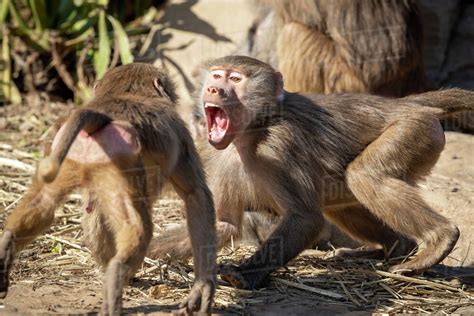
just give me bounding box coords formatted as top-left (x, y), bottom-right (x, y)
top-left (0, 102), bottom-right (472, 314)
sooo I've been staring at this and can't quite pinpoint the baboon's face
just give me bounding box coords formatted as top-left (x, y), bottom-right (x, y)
top-left (201, 67), bottom-right (250, 149)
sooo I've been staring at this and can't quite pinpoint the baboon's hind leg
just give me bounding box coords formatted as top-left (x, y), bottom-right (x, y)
top-left (325, 204), bottom-right (417, 259)
top-left (93, 163), bottom-right (153, 315)
top-left (0, 161), bottom-right (79, 297)
top-left (345, 118), bottom-right (459, 275)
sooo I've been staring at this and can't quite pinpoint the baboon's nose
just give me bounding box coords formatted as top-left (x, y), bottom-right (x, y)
top-left (207, 86), bottom-right (219, 95)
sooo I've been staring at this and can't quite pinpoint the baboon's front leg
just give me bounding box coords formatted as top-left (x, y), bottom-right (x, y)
top-left (169, 157), bottom-right (217, 314)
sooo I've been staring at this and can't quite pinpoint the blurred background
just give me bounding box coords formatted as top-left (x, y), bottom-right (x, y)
top-left (1, 0), bottom-right (473, 108)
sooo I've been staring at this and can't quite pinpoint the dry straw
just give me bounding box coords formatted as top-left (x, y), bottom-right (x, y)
top-left (0, 103), bottom-right (472, 314)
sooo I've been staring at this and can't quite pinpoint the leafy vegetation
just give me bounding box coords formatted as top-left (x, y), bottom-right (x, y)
top-left (0, 0), bottom-right (161, 104)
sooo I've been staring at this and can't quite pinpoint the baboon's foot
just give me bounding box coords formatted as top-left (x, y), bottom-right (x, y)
top-left (390, 226), bottom-right (459, 276)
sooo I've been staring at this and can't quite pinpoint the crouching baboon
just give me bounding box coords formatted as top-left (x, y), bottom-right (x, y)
top-left (0, 63), bottom-right (216, 314)
top-left (190, 0), bottom-right (429, 246)
top-left (149, 56), bottom-right (470, 290)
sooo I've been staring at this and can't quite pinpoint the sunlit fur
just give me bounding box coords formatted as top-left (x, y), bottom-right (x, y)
top-left (161, 56), bottom-right (471, 290)
top-left (0, 63), bottom-right (216, 314)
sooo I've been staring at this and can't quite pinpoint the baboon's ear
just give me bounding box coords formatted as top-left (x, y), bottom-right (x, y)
top-left (93, 82), bottom-right (99, 96)
top-left (153, 78), bottom-right (170, 99)
top-left (275, 71), bottom-right (284, 102)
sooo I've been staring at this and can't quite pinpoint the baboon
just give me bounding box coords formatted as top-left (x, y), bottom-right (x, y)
top-left (0, 63), bottom-right (216, 314)
top-left (190, 1), bottom-right (428, 246)
top-left (243, 0), bottom-right (426, 95)
top-left (150, 56), bottom-right (470, 290)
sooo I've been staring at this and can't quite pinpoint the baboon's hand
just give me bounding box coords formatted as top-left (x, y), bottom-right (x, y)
top-left (219, 264), bottom-right (250, 289)
top-left (176, 278), bottom-right (215, 315)
top-left (219, 264), bottom-right (269, 290)
top-left (0, 231), bottom-right (15, 298)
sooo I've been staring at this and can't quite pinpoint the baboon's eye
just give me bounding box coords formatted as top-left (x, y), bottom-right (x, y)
top-left (229, 72), bottom-right (243, 83)
top-left (230, 76), bottom-right (241, 83)
top-left (211, 69), bottom-right (225, 80)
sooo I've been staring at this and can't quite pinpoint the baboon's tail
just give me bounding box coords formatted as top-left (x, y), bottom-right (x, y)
top-left (405, 88), bottom-right (474, 118)
top-left (147, 224), bottom-right (194, 261)
top-left (38, 109), bottom-right (111, 183)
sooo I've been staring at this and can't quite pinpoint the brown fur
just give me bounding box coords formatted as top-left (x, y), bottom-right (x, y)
top-left (0, 63), bottom-right (216, 314)
top-left (241, 209), bottom-right (360, 250)
top-left (191, 1), bottom-right (428, 247)
top-left (244, 0), bottom-right (425, 95)
top-left (154, 56), bottom-right (468, 290)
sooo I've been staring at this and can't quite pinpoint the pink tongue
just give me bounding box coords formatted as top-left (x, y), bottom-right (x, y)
top-left (210, 126), bottom-right (225, 142)
top-left (215, 110), bottom-right (227, 128)
top-left (209, 109), bottom-right (228, 143)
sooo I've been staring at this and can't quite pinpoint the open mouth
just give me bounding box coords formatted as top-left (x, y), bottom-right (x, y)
top-left (204, 102), bottom-right (230, 145)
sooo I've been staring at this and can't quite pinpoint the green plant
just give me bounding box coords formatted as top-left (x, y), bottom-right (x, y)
top-left (0, 0), bottom-right (159, 104)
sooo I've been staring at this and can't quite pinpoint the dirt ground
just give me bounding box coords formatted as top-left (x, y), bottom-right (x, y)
top-left (0, 117), bottom-right (472, 315)
top-left (0, 101), bottom-right (472, 315)
top-left (0, 1), bottom-right (473, 315)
